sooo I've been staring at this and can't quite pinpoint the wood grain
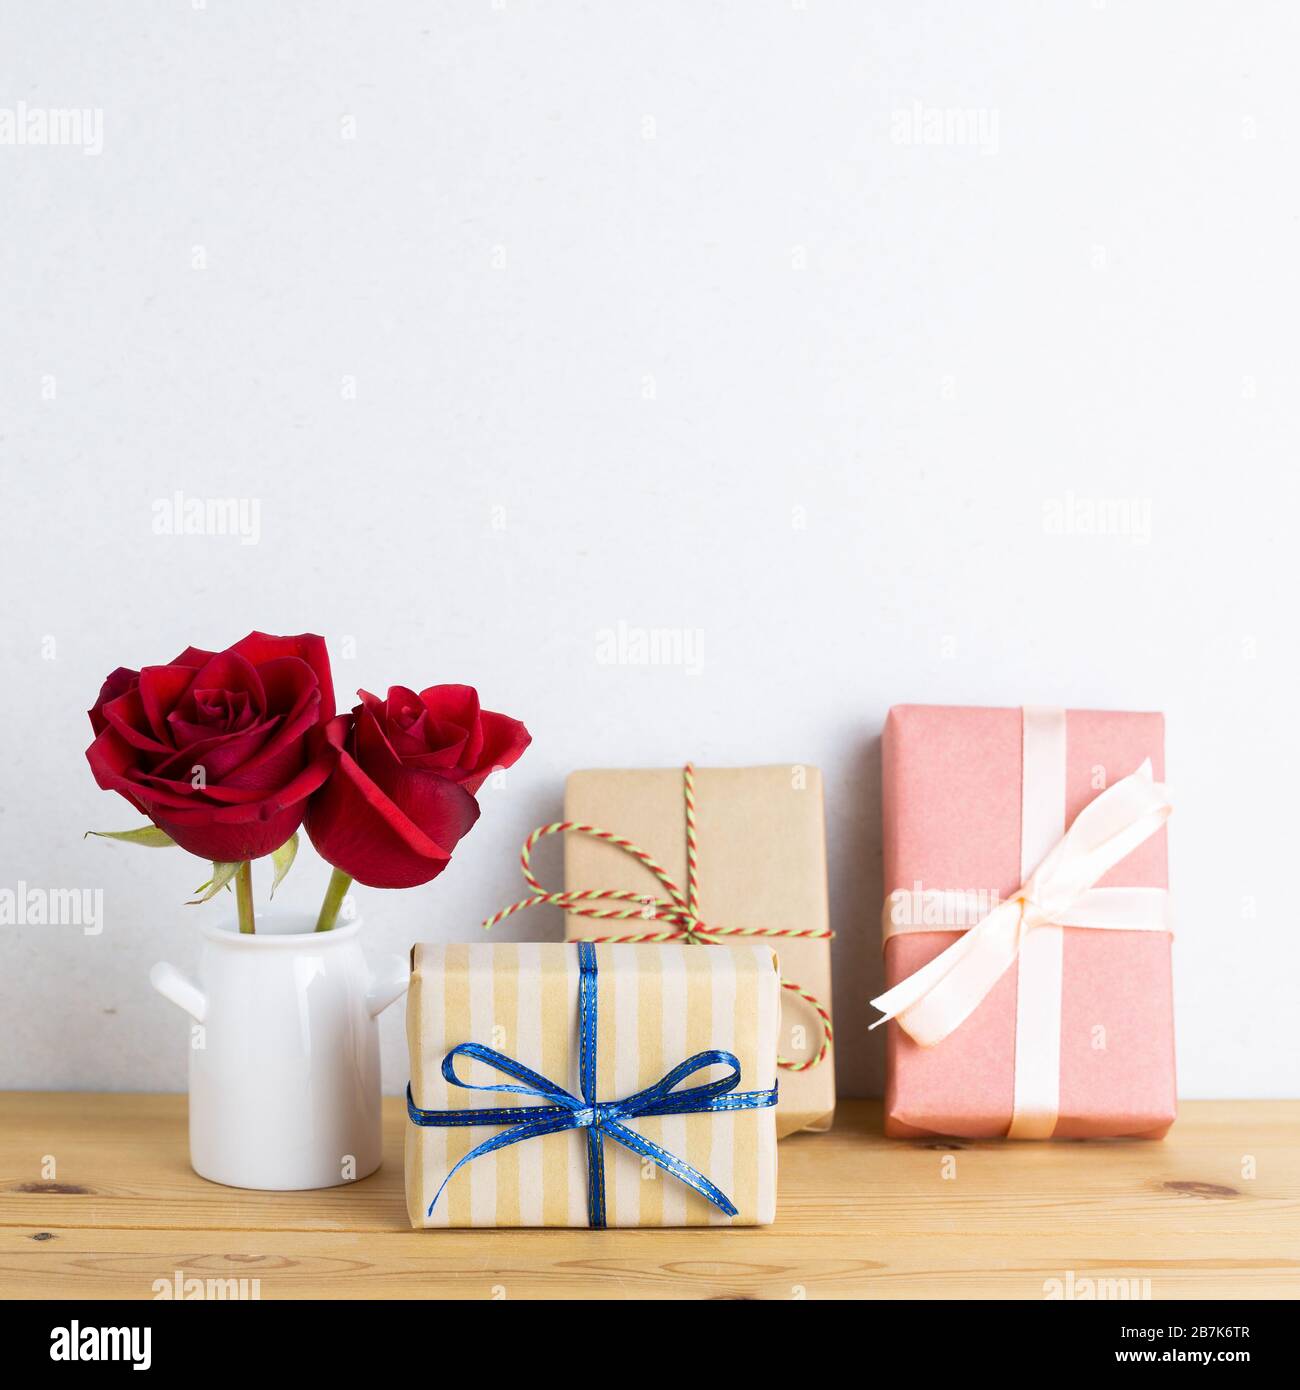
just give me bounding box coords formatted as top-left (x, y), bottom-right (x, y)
top-left (1, 1094), bottom-right (1296, 1299)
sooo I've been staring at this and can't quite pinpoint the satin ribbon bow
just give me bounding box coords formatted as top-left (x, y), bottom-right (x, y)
top-left (408, 941), bottom-right (778, 1227)
top-left (870, 758), bottom-right (1172, 1049)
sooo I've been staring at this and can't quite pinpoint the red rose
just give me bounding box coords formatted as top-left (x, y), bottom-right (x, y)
top-left (86, 631), bottom-right (335, 863)
top-left (306, 685), bottom-right (531, 889)
top-left (374, 684), bottom-right (531, 795)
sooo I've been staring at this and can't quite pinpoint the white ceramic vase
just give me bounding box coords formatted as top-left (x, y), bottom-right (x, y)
top-left (150, 910), bottom-right (408, 1191)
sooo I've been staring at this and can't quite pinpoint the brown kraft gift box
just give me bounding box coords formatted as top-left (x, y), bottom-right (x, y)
top-left (563, 764), bottom-right (834, 1137)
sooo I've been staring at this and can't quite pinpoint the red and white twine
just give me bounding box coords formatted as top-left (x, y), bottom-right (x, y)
top-left (481, 764), bottom-right (833, 1072)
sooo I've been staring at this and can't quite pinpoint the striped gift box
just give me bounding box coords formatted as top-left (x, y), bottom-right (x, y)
top-left (405, 941), bottom-right (780, 1228)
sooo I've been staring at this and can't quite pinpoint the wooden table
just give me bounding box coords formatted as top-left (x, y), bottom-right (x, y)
top-left (1, 1094), bottom-right (1296, 1300)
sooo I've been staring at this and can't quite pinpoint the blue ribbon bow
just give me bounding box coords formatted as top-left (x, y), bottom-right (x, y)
top-left (407, 941), bottom-right (778, 1226)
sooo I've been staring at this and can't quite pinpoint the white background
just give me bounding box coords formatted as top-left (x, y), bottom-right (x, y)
top-left (2, 2), bottom-right (1297, 1100)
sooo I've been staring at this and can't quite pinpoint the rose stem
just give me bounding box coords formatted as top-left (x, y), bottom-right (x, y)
top-left (315, 866), bottom-right (353, 933)
top-left (235, 861), bottom-right (256, 935)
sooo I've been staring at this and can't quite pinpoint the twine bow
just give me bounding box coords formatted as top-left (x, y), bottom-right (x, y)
top-left (481, 763), bottom-right (833, 1071)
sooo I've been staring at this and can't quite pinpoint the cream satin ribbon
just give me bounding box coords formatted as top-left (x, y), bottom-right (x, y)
top-left (870, 706), bottom-right (1172, 1138)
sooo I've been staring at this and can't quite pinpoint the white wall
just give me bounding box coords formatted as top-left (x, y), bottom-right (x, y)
top-left (2, 2), bottom-right (1297, 1100)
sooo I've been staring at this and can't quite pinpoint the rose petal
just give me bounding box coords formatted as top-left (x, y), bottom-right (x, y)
top-left (85, 728), bottom-right (150, 815)
top-left (216, 678), bottom-right (321, 790)
top-left (184, 650), bottom-right (267, 720)
top-left (148, 716), bottom-right (283, 786)
top-left (89, 667), bottom-right (139, 736)
top-left (420, 685), bottom-right (484, 765)
top-left (306, 737), bottom-right (479, 888)
top-left (102, 688), bottom-right (173, 754)
top-left (352, 709), bottom-right (481, 850)
top-left (167, 646), bottom-right (216, 669)
top-left (464, 709), bottom-right (533, 793)
top-left (413, 718), bottom-right (469, 768)
top-left (381, 686), bottom-right (433, 755)
top-left (138, 664), bottom-right (199, 745)
top-left (151, 799), bottom-right (307, 863)
top-left (230, 632), bottom-right (334, 724)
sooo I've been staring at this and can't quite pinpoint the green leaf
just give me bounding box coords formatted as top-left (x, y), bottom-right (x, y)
top-left (188, 862), bottom-right (241, 905)
top-left (85, 825), bottom-right (178, 849)
top-left (269, 832), bottom-right (298, 898)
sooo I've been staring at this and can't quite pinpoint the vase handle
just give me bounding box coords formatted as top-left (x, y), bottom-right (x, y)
top-left (367, 952), bottom-right (410, 1018)
top-left (150, 961), bottom-right (207, 1022)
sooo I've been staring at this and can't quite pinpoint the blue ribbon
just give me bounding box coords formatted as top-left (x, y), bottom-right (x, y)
top-left (407, 941), bottom-right (778, 1227)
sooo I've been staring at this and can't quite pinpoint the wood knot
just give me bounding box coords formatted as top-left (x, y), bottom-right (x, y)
top-left (1162, 1180), bottom-right (1239, 1199)
top-left (31, 1231), bottom-right (56, 1241)
top-left (11, 1181), bottom-right (92, 1195)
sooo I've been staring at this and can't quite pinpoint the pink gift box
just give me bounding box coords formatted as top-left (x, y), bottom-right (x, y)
top-left (881, 704), bottom-right (1176, 1140)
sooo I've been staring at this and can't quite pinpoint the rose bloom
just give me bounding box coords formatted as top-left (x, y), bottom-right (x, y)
top-left (306, 685), bottom-right (530, 888)
top-left (86, 632), bottom-right (335, 862)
